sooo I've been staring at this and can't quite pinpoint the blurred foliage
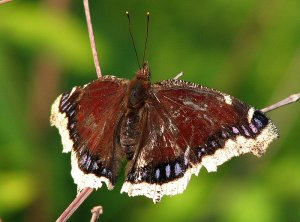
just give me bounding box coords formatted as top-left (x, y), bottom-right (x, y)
top-left (0, 0), bottom-right (299, 221)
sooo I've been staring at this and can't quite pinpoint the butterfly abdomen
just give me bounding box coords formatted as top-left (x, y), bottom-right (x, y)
top-left (120, 109), bottom-right (144, 160)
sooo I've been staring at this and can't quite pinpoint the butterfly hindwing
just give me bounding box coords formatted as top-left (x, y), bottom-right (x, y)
top-left (121, 98), bottom-right (193, 202)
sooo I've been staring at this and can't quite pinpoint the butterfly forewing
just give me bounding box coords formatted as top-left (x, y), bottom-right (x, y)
top-left (152, 80), bottom-right (251, 148)
top-left (51, 76), bottom-right (130, 191)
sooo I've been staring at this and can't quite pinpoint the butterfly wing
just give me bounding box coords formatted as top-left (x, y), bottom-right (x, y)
top-left (121, 79), bottom-right (278, 202)
top-left (50, 76), bottom-right (130, 191)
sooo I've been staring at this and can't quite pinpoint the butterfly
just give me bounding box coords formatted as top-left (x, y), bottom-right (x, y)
top-left (50, 62), bottom-right (278, 203)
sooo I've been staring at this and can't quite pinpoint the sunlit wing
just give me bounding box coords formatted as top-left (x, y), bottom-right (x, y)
top-left (50, 76), bottom-right (130, 191)
top-left (121, 79), bottom-right (278, 202)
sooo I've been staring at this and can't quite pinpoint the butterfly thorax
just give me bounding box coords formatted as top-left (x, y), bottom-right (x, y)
top-left (119, 64), bottom-right (151, 160)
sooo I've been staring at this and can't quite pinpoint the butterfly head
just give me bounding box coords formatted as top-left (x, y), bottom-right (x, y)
top-left (136, 62), bottom-right (150, 81)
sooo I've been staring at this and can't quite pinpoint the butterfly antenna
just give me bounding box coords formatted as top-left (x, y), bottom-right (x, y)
top-left (126, 11), bottom-right (141, 69)
top-left (142, 12), bottom-right (150, 65)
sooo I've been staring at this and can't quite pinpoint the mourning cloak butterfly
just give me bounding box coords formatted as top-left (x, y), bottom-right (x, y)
top-left (50, 62), bottom-right (278, 203)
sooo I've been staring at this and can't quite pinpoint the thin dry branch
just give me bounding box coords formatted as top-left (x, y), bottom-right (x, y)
top-left (56, 187), bottom-right (94, 222)
top-left (0, 0), bottom-right (12, 5)
top-left (83, 0), bottom-right (102, 78)
top-left (261, 93), bottom-right (300, 113)
top-left (90, 206), bottom-right (103, 222)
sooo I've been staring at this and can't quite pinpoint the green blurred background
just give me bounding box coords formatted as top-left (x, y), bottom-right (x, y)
top-left (0, 0), bottom-right (300, 221)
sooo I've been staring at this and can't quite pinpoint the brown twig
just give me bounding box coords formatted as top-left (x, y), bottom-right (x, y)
top-left (261, 93), bottom-right (300, 113)
top-left (0, 0), bottom-right (12, 5)
top-left (83, 0), bottom-right (102, 78)
top-left (90, 206), bottom-right (103, 222)
top-left (56, 187), bottom-right (94, 222)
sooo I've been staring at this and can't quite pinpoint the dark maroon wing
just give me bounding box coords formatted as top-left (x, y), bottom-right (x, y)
top-left (50, 76), bottom-right (130, 191)
top-left (121, 79), bottom-right (278, 202)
